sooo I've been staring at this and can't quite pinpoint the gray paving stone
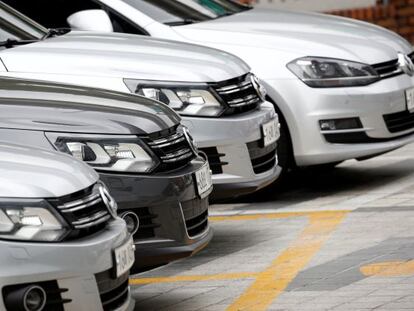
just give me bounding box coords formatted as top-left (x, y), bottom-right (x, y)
top-left (133, 145), bottom-right (414, 310)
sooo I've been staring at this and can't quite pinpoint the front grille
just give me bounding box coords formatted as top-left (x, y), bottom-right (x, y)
top-left (3, 281), bottom-right (70, 311)
top-left (247, 140), bottom-right (277, 175)
top-left (384, 110), bottom-right (414, 133)
top-left (372, 52), bottom-right (414, 80)
top-left (199, 147), bottom-right (228, 174)
top-left (181, 198), bottom-right (209, 237)
top-left (372, 58), bottom-right (401, 79)
top-left (213, 74), bottom-right (262, 115)
top-left (49, 183), bottom-right (112, 240)
top-left (131, 207), bottom-right (160, 240)
top-left (146, 126), bottom-right (196, 172)
top-left (96, 270), bottom-right (130, 311)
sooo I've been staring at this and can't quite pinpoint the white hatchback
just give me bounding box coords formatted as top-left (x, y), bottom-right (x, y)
top-left (18, 0), bottom-right (414, 172)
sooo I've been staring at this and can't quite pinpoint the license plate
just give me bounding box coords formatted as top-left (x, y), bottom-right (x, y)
top-left (406, 87), bottom-right (414, 112)
top-left (262, 118), bottom-right (279, 147)
top-left (114, 237), bottom-right (135, 278)
top-left (195, 163), bottom-right (213, 198)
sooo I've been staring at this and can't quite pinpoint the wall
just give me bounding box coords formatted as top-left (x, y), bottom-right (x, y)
top-left (239, 0), bottom-right (414, 43)
top-left (330, 0), bottom-right (414, 43)
top-left (246, 0), bottom-right (376, 11)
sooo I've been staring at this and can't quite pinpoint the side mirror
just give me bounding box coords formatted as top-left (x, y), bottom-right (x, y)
top-left (67, 10), bottom-right (114, 32)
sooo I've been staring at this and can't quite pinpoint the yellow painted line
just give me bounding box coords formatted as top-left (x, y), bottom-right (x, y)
top-left (210, 210), bottom-right (351, 223)
top-left (226, 211), bottom-right (349, 311)
top-left (361, 260), bottom-right (414, 277)
top-left (129, 272), bottom-right (258, 285)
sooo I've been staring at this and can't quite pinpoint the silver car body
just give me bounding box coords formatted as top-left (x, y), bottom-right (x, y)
top-left (0, 143), bottom-right (133, 311)
top-left (0, 4), bottom-right (280, 197)
top-left (71, 0), bottom-right (414, 166)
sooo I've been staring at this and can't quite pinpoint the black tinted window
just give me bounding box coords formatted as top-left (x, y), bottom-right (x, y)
top-left (2, 0), bottom-right (100, 29)
top-left (122, 0), bottom-right (249, 25)
top-left (0, 2), bottom-right (46, 40)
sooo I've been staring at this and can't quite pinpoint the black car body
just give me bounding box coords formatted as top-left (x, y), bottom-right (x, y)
top-left (0, 77), bottom-right (213, 271)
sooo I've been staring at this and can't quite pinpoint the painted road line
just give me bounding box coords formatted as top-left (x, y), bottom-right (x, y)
top-left (129, 272), bottom-right (258, 285)
top-left (361, 260), bottom-right (414, 277)
top-left (210, 210), bottom-right (351, 222)
top-left (226, 211), bottom-right (349, 311)
top-left (130, 210), bottom-right (349, 310)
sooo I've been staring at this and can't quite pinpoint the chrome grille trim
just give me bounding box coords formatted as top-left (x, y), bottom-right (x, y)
top-left (59, 196), bottom-right (102, 213)
top-left (372, 58), bottom-right (402, 79)
top-left (52, 183), bottom-right (114, 236)
top-left (145, 127), bottom-right (197, 171)
top-left (160, 149), bottom-right (194, 163)
top-left (215, 80), bottom-right (252, 94)
top-left (147, 132), bottom-right (186, 149)
top-left (71, 210), bottom-right (111, 229)
top-left (227, 95), bottom-right (261, 107)
top-left (213, 74), bottom-right (262, 113)
top-left (58, 192), bottom-right (101, 211)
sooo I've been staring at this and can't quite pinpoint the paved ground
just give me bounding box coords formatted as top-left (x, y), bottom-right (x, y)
top-left (131, 144), bottom-right (414, 310)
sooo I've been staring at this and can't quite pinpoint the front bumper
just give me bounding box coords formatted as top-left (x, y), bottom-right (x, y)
top-left (182, 102), bottom-right (281, 199)
top-left (0, 218), bottom-right (133, 311)
top-left (99, 157), bottom-right (213, 271)
top-left (266, 74), bottom-right (414, 166)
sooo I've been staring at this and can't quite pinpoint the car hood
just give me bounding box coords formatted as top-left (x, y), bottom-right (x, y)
top-left (176, 8), bottom-right (413, 64)
top-left (0, 32), bottom-right (249, 82)
top-left (0, 77), bottom-right (179, 135)
top-left (0, 143), bottom-right (98, 198)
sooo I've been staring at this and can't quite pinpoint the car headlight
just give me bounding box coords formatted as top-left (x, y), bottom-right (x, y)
top-left (0, 199), bottom-right (69, 242)
top-left (124, 79), bottom-right (225, 117)
top-left (46, 133), bottom-right (159, 173)
top-left (287, 57), bottom-right (380, 87)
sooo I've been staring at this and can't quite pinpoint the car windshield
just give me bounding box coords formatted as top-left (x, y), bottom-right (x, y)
top-left (122, 0), bottom-right (251, 25)
top-left (0, 2), bottom-right (47, 41)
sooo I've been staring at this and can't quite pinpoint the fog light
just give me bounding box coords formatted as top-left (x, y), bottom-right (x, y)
top-left (121, 212), bottom-right (140, 236)
top-left (24, 286), bottom-right (46, 311)
top-left (4, 285), bottom-right (47, 311)
top-left (320, 118), bottom-right (362, 131)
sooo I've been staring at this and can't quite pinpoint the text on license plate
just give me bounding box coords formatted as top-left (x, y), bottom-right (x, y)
top-left (262, 119), bottom-right (279, 147)
top-left (114, 237), bottom-right (135, 278)
top-left (406, 87), bottom-right (414, 112)
top-left (195, 163), bottom-right (213, 198)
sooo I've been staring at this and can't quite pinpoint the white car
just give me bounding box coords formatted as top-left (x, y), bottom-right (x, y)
top-left (0, 1), bottom-right (280, 199)
top-left (19, 0), bottom-right (414, 171)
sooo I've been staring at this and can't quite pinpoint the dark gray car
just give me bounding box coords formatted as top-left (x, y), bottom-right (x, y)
top-left (0, 77), bottom-right (213, 271)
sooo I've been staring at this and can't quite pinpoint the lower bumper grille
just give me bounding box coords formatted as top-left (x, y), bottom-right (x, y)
top-left (96, 270), bottom-right (130, 311)
top-left (2, 281), bottom-right (70, 311)
top-left (247, 140), bottom-right (277, 175)
top-left (199, 147), bottom-right (228, 175)
top-left (384, 110), bottom-right (414, 133)
top-left (181, 198), bottom-right (209, 237)
top-left (131, 207), bottom-right (160, 240)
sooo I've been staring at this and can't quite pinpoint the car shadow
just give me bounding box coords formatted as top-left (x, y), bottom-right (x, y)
top-left (226, 158), bottom-right (414, 204)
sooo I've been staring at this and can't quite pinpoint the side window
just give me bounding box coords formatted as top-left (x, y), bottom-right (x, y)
top-left (2, 0), bottom-right (101, 29)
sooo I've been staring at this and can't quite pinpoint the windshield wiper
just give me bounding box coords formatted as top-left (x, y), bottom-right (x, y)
top-left (42, 28), bottom-right (71, 40)
top-left (0, 38), bottom-right (39, 49)
top-left (165, 19), bottom-right (196, 26)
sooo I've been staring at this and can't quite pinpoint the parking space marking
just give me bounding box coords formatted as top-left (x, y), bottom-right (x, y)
top-left (361, 260), bottom-right (414, 277)
top-left (129, 272), bottom-right (258, 285)
top-left (131, 210), bottom-right (349, 310)
top-left (227, 211), bottom-right (348, 311)
top-left (210, 210), bottom-right (350, 223)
